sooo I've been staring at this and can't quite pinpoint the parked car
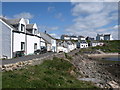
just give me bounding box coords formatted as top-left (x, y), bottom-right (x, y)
top-left (14, 51), bottom-right (25, 58)
top-left (34, 47), bottom-right (47, 55)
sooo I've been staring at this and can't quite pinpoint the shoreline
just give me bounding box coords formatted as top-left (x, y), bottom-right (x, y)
top-left (87, 53), bottom-right (119, 58)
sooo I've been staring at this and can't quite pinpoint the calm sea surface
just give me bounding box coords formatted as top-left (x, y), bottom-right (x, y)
top-left (102, 55), bottom-right (120, 61)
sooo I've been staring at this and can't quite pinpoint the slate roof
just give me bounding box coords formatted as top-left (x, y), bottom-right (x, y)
top-left (80, 40), bottom-right (87, 43)
top-left (0, 17), bottom-right (18, 31)
top-left (78, 36), bottom-right (85, 38)
top-left (40, 32), bottom-right (51, 44)
top-left (104, 34), bottom-right (111, 36)
top-left (26, 24), bottom-right (34, 29)
top-left (7, 18), bottom-right (21, 25)
top-left (46, 33), bottom-right (56, 40)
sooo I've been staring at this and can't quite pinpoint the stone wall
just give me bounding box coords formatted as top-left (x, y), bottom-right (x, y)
top-left (1, 53), bottom-right (65, 72)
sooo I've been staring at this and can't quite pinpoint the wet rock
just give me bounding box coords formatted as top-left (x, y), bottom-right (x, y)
top-left (107, 80), bottom-right (120, 88)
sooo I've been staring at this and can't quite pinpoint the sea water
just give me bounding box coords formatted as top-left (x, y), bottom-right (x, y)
top-left (102, 55), bottom-right (120, 61)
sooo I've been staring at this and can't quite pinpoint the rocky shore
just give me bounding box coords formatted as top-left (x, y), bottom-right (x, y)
top-left (69, 51), bottom-right (120, 88)
top-left (1, 49), bottom-right (120, 88)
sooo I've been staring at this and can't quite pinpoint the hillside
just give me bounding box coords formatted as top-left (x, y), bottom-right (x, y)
top-left (2, 57), bottom-right (96, 88)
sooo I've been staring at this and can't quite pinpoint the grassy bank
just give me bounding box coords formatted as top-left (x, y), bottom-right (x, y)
top-left (79, 40), bottom-right (120, 53)
top-left (2, 57), bottom-right (96, 88)
top-left (92, 40), bottom-right (120, 53)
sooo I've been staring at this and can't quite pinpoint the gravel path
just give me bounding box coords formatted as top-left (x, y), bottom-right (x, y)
top-left (2, 52), bottom-right (55, 65)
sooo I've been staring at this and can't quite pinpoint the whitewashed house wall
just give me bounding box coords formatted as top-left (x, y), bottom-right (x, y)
top-left (40, 38), bottom-right (46, 47)
top-left (71, 37), bottom-right (78, 40)
top-left (26, 35), bottom-right (40, 55)
top-left (0, 19), bottom-right (13, 59)
top-left (51, 39), bottom-right (57, 52)
top-left (26, 24), bottom-right (40, 55)
top-left (80, 37), bottom-right (86, 40)
top-left (80, 43), bottom-right (88, 48)
top-left (13, 18), bottom-right (26, 53)
top-left (13, 33), bottom-right (26, 52)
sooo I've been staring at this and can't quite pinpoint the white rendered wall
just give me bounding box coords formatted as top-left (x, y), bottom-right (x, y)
top-left (40, 38), bottom-right (46, 47)
top-left (80, 38), bottom-right (86, 40)
top-left (80, 43), bottom-right (88, 48)
top-left (71, 38), bottom-right (78, 40)
top-left (0, 21), bottom-right (12, 59)
top-left (18, 18), bottom-right (26, 32)
top-left (64, 37), bottom-right (70, 40)
top-left (13, 33), bottom-right (25, 52)
top-left (51, 39), bottom-right (57, 52)
top-left (26, 35), bottom-right (40, 55)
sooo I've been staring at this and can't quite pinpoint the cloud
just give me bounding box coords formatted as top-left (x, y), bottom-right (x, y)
top-left (70, 0), bottom-right (119, 2)
top-left (65, 2), bottom-right (118, 40)
top-left (48, 6), bottom-right (55, 12)
top-left (55, 12), bottom-right (65, 21)
top-left (13, 12), bottom-right (34, 19)
top-left (72, 2), bottom-right (104, 16)
top-left (49, 33), bottom-right (60, 39)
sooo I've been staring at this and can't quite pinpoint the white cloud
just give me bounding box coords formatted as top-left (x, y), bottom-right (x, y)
top-left (72, 2), bottom-right (103, 16)
top-left (65, 2), bottom-right (118, 40)
top-left (13, 12), bottom-right (34, 19)
top-left (70, 0), bottom-right (119, 2)
top-left (50, 33), bottom-right (60, 39)
top-left (55, 12), bottom-right (64, 21)
top-left (48, 6), bottom-right (55, 12)
top-left (55, 13), bottom-right (62, 18)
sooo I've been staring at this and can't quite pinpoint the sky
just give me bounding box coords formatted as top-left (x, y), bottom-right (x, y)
top-left (2, 2), bottom-right (119, 40)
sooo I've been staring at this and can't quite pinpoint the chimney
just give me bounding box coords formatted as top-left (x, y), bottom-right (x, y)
top-left (25, 19), bottom-right (29, 24)
top-left (45, 30), bottom-right (47, 34)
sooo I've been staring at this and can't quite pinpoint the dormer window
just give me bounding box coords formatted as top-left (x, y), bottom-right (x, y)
top-left (34, 29), bottom-right (37, 34)
top-left (21, 24), bottom-right (25, 32)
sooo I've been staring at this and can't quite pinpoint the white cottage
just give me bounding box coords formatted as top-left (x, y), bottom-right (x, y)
top-left (90, 41), bottom-right (104, 47)
top-left (77, 40), bottom-right (88, 48)
top-left (40, 32), bottom-right (57, 52)
top-left (57, 40), bottom-right (77, 53)
top-left (96, 34), bottom-right (113, 41)
top-left (78, 36), bottom-right (86, 40)
top-left (0, 17), bottom-right (42, 59)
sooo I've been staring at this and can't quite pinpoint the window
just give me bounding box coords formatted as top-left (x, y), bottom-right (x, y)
top-left (21, 42), bottom-right (25, 51)
top-left (21, 24), bottom-right (25, 32)
top-left (34, 43), bottom-right (37, 50)
top-left (34, 29), bottom-right (37, 34)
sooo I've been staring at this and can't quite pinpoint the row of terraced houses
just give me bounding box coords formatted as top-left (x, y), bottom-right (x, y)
top-left (0, 17), bottom-right (57, 59)
top-left (0, 17), bottom-right (113, 59)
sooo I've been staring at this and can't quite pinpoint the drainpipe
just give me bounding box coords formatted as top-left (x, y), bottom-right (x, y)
top-left (12, 31), bottom-right (14, 58)
top-left (25, 27), bottom-right (27, 55)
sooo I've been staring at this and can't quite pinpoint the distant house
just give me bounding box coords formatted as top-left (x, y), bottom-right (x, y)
top-left (61, 35), bottom-right (71, 40)
top-left (57, 41), bottom-right (68, 53)
top-left (104, 34), bottom-right (113, 40)
top-left (40, 32), bottom-right (57, 52)
top-left (57, 40), bottom-right (77, 53)
top-left (78, 36), bottom-right (86, 40)
top-left (70, 36), bottom-right (78, 40)
top-left (90, 41), bottom-right (104, 47)
top-left (96, 34), bottom-right (113, 41)
top-left (61, 35), bottom-right (78, 40)
top-left (86, 36), bottom-right (94, 41)
top-left (77, 40), bottom-right (88, 48)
